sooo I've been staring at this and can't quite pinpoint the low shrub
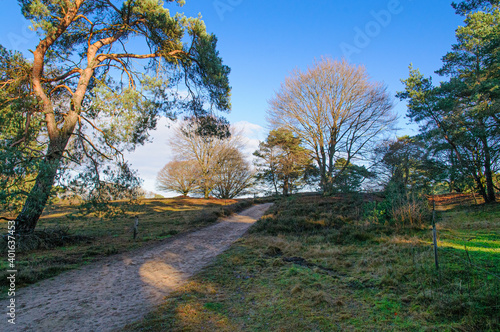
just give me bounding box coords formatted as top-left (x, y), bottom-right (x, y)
top-left (0, 227), bottom-right (92, 253)
top-left (191, 211), bottom-right (220, 225)
top-left (190, 200), bottom-right (254, 225)
top-left (391, 198), bottom-right (431, 228)
top-left (363, 195), bottom-right (431, 230)
top-left (220, 199), bottom-right (254, 216)
top-left (250, 215), bottom-right (325, 235)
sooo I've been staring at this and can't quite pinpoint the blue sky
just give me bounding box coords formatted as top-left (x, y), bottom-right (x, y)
top-left (0, 0), bottom-right (466, 193)
top-left (176, 0), bottom-right (464, 130)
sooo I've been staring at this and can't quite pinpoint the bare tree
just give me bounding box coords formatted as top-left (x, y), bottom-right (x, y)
top-left (267, 58), bottom-right (397, 194)
top-left (212, 148), bottom-right (254, 199)
top-left (156, 160), bottom-right (200, 197)
top-left (170, 121), bottom-right (244, 198)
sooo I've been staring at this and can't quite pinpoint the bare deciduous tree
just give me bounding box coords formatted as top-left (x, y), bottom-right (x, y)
top-left (267, 58), bottom-right (397, 194)
top-left (170, 121), bottom-right (244, 198)
top-left (156, 160), bottom-right (200, 197)
top-left (212, 148), bottom-right (254, 199)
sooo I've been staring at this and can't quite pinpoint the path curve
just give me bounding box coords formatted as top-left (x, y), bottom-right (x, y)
top-left (2, 203), bottom-right (273, 332)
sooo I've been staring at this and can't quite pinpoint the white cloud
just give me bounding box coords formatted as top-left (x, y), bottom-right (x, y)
top-left (233, 121), bottom-right (266, 137)
top-left (123, 117), bottom-right (177, 194)
top-left (233, 121), bottom-right (268, 162)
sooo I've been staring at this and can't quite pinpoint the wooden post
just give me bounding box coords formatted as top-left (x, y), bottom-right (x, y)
top-left (432, 198), bottom-right (439, 274)
top-left (133, 216), bottom-right (139, 240)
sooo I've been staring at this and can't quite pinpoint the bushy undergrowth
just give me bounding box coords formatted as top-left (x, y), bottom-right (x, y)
top-left (189, 199), bottom-right (254, 225)
top-left (220, 199), bottom-right (254, 216)
top-left (260, 197), bottom-right (500, 330)
top-left (252, 195), bottom-right (499, 330)
top-left (251, 196), bottom-right (381, 245)
top-left (363, 193), bottom-right (431, 230)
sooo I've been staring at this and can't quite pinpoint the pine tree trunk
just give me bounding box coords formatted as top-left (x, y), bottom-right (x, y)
top-left (483, 146), bottom-right (496, 203)
top-left (319, 147), bottom-right (329, 195)
top-left (283, 178), bottom-right (289, 196)
top-left (449, 149), bottom-right (457, 193)
top-left (474, 175), bottom-right (488, 203)
top-left (482, 138), bottom-right (496, 203)
top-left (15, 138), bottom-right (67, 234)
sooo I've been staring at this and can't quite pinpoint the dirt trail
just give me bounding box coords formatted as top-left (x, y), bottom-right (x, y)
top-left (2, 203), bottom-right (273, 332)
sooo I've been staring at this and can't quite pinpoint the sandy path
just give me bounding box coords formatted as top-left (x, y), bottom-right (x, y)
top-left (2, 203), bottom-right (273, 332)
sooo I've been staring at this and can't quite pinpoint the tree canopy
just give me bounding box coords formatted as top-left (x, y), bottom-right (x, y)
top-left (211, 148), bottom-right (254, 199)
top-left (0, 0), bottom-right (232, 233)
top-left (253, 128), bottom-right (312, 196)
top-left (398, 2), bottom-right (500, 203)
top-left (156, 160), bottom-right (200, 197)
top-left (169, 121), bottom-right (247, 199)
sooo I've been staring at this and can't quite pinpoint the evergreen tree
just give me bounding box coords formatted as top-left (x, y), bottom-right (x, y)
top-left (0, 1), bottom-right (231, 233)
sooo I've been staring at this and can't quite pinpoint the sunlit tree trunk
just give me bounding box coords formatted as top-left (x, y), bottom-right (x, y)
top-left (15, 136), bottom-right (69, 234)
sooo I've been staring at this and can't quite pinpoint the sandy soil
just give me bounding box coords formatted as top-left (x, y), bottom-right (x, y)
top-left (2, 203), bottom-right (273, 332)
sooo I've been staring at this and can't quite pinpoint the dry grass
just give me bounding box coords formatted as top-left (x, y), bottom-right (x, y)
top-left (126, 194), bottom-right (500, 331)
top-left (0, 197), bottom-right (253, 295)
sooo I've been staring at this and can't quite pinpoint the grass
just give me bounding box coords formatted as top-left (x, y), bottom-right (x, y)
top-left (0, 197), bottom-right (254, 296)
top-left (125, 194), bottom-right (500, 331)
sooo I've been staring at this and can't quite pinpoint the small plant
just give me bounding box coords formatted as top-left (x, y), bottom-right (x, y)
top-left (363, 192), bottom-right (431, 230)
